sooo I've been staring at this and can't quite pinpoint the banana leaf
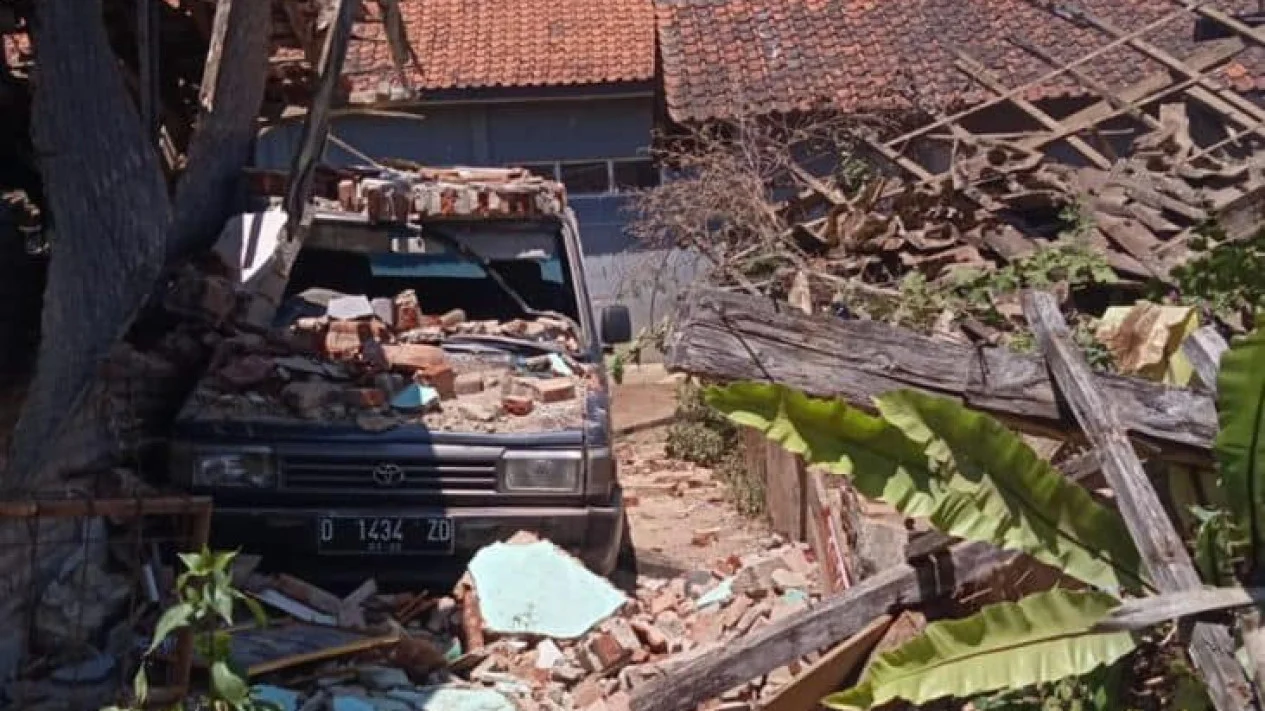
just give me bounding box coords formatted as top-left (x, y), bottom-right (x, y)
top-left (706, 382), bottom-right (947, 517)
top-left (877, 389), bottom-right (1145, 593)
top-left (1214, 325), bottom-right (1265, 572)
top-left (825, 589), bottom-right (1135, 710)
top-left (707, 383), bottom-right (1144, 592)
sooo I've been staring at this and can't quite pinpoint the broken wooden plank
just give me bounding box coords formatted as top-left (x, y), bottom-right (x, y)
top-left (1098, 587), bottom-right (1265, 631)
top-left (1096, 217), bottom-right (1171, 281)
top-left (628, 541), bottom-right (1016, 711)
top-left (1021, 289), bottom-right (1253, 711)
top-left (665, 287), bottom-right (1219, 456)
top-left (951, 52), bottom-right (1112, 169)
top-left (761, 616), bottom-right (893, 711)
top-left (1183, 325), bottom-right (1230, 394)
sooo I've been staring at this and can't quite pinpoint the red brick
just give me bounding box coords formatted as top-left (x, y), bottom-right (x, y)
top-left (515, 377), bottom-right (577, 403)
top-left (414, 361), bottom-right (457, 399)
top-left (324, 320), bottom-right (390, 360)
top-left (502, 395), bottom-right (534, 417)
top-left (383, 343), bottom-right (447, 372)
top-left (581, 633), bottom-right (627, 674)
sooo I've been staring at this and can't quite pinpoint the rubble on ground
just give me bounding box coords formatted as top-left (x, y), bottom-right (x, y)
top-left (202, 531), bottom-right (826, 711)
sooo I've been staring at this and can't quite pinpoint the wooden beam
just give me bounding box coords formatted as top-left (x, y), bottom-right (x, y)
top-left (1021, 290), bottom-right (1254, 711)
top-left (665, 288), bottom-right (1219, 457)
top-left (629, 541), bottom-right (1016, 711)
top-left (198, 0), bottom-right (233, 111)
top-left (881, 6), bottom-right (1202, 150)
top-left (951, 53), bottom-right (1113, 169)
top-left (1015, 39), bottom-right (1244, 153)
top-left (1006, 35), bottom-right (1163, 131)
top-left (1179, 3), bottom-right (1265, 53)
top-left (761, 616), bottom-right (893, 711)
top-left (1182, 325), bottom-right (1229, 394)
top-left (285, 0), bottom-right (357, 234)
top-left (1213, 181), bottom-right (1265, 242)
top-left (1071, 9), bottom-right (1265, 128)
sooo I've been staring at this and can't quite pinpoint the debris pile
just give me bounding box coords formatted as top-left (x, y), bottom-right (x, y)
top-left (246, 164), bottom-right (570, 224)
top-left (221, 532), bottom-right (823, 711)
top-left (181, 281), bottom-right (592, 433)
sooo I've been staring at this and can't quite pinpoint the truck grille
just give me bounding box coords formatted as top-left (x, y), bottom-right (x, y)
top-left (279, 447), bottom-right (501, 495)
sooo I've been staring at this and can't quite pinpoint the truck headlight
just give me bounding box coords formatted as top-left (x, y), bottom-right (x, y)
top-left (499, 451), bottom-right (582, 492)
top-left (173, 446), bottom-right (276, 488)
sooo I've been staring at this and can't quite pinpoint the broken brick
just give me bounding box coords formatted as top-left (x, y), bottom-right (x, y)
top-left (572, 677), bottom-right (602, 707)
top-left (414, 361), bottom-right (457, 399)
top-left (393, 290), bottom-right (423, 331)
top-left (337, 179), bottom-right (358, 211)
top-left (454, 372), bottom-right (485, 395)
top-left (691, 527), bottom-right (721, 547)
top-left (502, 395), bottom-right (534, 417)
top-left (606, 618), bottom-right (642, 656)
top-left (383, 343), bottom-right (447, 372)
top-left (324, 319), bottom-right (389, 360)
top-left (515, 377), bottom-right (577, 403)
top-left (629, 619), bottom-right (667, 654)
top-left (721, 595), bottom-right (753, 629)
top-left (581, 633), bottom-right (628, 674)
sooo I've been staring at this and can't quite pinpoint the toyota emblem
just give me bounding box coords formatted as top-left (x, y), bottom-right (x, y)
top-left (371, 463), bottom-right (406, 487)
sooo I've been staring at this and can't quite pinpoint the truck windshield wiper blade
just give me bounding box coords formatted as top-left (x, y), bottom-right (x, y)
top-left (408, 223), bottom-right (542, 319)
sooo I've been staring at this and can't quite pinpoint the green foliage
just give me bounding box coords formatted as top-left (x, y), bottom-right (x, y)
top-left (666, 381), bottom-right (764, 516)
top-left (824, 589), bottom-right (1135, 710)
top-left (104, 549), bottom-right (273, 711)
top-left (971, 663), bottom-right (1121, 711)
top-left (706, 383), bottom-right (1145, 592)
top-left (1191, 507), bottom-right (1248, 587)
top-left (1212, 324), bottom-right (1265, 574)
top-left (607, 351), bottom-right (627, 385)
top-left (1172, 226), bottom-right (1265, 323)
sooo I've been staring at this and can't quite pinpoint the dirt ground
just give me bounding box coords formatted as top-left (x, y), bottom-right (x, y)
top-left (611, 375), bottom-right (773, 579)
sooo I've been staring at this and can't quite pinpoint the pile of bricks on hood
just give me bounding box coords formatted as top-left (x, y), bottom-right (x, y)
top-left (196, 287), bottom-right (596, 429)
top-left (236, 533), bottom-right (823, 711)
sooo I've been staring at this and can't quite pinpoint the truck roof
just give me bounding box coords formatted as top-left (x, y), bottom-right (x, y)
top-left (244, 164), bottom-right (569, 225)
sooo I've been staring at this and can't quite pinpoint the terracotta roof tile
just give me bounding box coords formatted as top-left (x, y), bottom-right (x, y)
top-left (656, 0), bottom-right (1265, 122)
top-left (346, 0), bottom-right (656, 97)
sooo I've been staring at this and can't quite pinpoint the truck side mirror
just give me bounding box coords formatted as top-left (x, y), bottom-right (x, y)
top-left (600, 304), bottom-right (632, 346)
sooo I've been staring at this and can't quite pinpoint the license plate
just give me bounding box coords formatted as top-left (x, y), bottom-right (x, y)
top-left (316, 516), bottom-right (455, 555)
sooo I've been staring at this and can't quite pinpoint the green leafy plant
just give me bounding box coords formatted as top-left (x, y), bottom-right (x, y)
top-left (105, 549), bottom-right (273, 711)
top-left (826, 589), bottom-right (1135, 710)
top-left (707, 321), bottom-right (1265, 709)
top-left (709, 384), bottom-right (1144, 592)
top-left (1172, 226), bottom-right (1265, 324)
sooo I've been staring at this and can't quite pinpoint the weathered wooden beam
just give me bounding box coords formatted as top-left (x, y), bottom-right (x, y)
top-left (1022, 289), bottom-right (1254, 711)
top-left (761, 616), bottom-right (893, 711)
top-left (1099, 587), bottom-right (1265, 631)
top-left (1214, 182), bottom-right (1265, 242)
top-left (629, 541), bottom-right (1016, 711)
top-left (1183, 325), bottom-right (1230, 395)
top-left (952, 52), bottom-right (1113, 169)
top-left (665, 287), bottom-right (1219, 457)
top-left (285, 0), bottom-right (357, 235)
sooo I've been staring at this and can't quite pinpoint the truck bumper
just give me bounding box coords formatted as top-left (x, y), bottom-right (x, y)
top-left (209, 496), bottom-right (625, 588)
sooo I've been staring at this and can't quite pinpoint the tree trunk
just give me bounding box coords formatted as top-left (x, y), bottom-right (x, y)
top-left (5, 0), bottom-right (171, 488)
top-left (169, 0), bottom-right (271, 258)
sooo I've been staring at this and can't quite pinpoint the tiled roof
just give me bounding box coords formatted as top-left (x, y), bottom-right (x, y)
top-left (656, 0), bottom-right (1265, 122)
top-left (345, 0), bottom-right (657, 96)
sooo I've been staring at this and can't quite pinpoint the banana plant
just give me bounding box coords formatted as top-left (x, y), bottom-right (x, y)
top-left (707, 321), bottom-right (1265, 710)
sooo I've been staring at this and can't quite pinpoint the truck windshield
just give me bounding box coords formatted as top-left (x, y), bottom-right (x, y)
top-left (282, 220), bottom-right (581, 324)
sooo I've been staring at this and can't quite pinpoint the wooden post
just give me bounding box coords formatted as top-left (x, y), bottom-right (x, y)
top-left (1021, 290), bottom-right (1254, 711)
